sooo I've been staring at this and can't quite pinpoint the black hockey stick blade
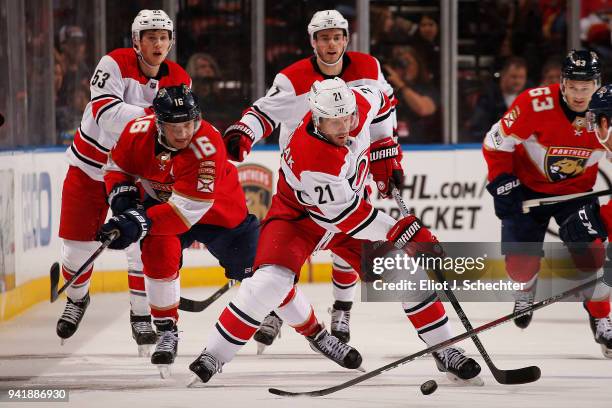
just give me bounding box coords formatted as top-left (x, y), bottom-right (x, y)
top-left (492, 365), bottom-right (541, 385)
top-left (49, 262), bottom-right (61, 302)
top-left (267, 273), bottom-right (600, 396)
top-left (179, 280), bottom-right (235, 312)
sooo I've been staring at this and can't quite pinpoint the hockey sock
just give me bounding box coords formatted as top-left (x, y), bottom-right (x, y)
top-left (275, 286), bottom-right (321, 337)
top-left (128, 269), bottom-right (149, 315)
top-left (403, 294), bottom-right (452, 346)
top-left (63, 264), bottom-right (92, 301)
top-left (331, 257), bottom-right (359, 303)
top-left (144, 273), bottom-right (180, 323)
top-left (585, 300), bottom-right (611, 319)
top-left (206, 265), bottom-right (295, 363)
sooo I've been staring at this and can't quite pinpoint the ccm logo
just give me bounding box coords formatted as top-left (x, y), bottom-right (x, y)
top-left (495, 179), bottom-right (520, 196)
top-left (578, 208), bottom-right (597, 235)
top-left (395, 220), bottom-right (422, 248)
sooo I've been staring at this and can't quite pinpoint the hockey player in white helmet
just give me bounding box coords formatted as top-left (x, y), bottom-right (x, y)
top-left (223, 9), bottom-right (401, 352)
top-left (55, 9), bottom-right (191, 356)
top-left (190, 78), bottom-right (482, 385)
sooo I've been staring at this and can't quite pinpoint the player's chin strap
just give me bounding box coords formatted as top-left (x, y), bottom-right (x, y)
top-left (312, 40), bottom-right (346, 68)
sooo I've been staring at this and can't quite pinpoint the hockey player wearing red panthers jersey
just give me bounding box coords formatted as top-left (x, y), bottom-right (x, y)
top-left (97, 85), bottom-right (259, 375)
top-left (483, 50), bottom-right (612, 357)
top-left (559, 84), bottom-right (612, 358)
top-left (224, 9), bottom-right (400, 348)
top-left (189, 78), bottom-right (481, 385)
top-left (55, 9), bottom-right (191, 356)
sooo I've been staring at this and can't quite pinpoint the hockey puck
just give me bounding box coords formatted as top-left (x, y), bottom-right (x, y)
top-left (420, 379), bottom-right (438, 395)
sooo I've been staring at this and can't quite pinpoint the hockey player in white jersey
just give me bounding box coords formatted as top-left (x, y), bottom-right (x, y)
top-left (189, 78), bottom-right (481, 385)
top-left (224, 9), bottom-right (400, 348)
top-left (55, 9), bottom-right (191, 356)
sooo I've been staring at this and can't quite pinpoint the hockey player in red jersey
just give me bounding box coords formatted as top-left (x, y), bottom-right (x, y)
top-left (55, 9), bottom-right (192, 355)
top-left (224, 9), bottom-right (399, 348)
top-left (96, 85), bottom-right (259, 375)
top-left (189, 78), bottom-right (481, 385)
top-left (559, 84), bottom-right (612, 358)
top-left (483, 50), bottom-right (612, 356)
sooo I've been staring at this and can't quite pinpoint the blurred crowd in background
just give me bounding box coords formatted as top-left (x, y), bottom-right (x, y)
top-left (3, 0), bottom-right (612, 148)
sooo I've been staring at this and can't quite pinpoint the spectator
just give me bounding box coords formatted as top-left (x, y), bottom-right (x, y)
top-left (384, 45), bottom-right (440, 143)
top-left (410, 13), bottom-right (440, 81)
top-left (56, 82), bottom-right (89, 145)
top-left (54, 50), bottom-right (64, 104)
top-left (540, 58), bottom-right (562, 86)
top-left (466, 57), bottom-right (528, 141)
top-left (186, 52), bottom-right (240, 131)
top-left (58, 25), bottom-right (88, 81)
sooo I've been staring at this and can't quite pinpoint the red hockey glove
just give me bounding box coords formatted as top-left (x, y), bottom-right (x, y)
top-left (386, 214), bottom-right (444, 258)
top-left (370, 138), bottom-right (404, 197)
top-left (223, 122), bottom-right (255, 162)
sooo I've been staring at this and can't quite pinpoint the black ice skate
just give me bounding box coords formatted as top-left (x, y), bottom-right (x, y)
top-left (584, 303), bottom-right (612, 359)
top-left (513, 289), bottom-right (535, 329)
top-left (330, 301), bottom-right (352, 343)
top-left (56, 293), bottom-right (90, 344)
top-left (307, 325), bottom-right (363, 370)
top-left (130, 313), bottom-right (157, 357)
top-left (253, 312), bottom-right (283, 354)
top-left (433, 347), bottom-right (483, 386)
top-left (151, 319), bottom-right (178, 378)
top-left (188, 350), bottom-right (223, 387)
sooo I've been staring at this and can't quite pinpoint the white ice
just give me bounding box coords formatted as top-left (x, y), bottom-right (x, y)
top-left (1, 283), bottom-right (611, 408)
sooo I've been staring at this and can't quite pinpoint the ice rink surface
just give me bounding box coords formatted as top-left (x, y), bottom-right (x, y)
top-left (1, 283), bottom-right (611, 408)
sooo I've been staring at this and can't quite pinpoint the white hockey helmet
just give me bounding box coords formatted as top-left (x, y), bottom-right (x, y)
top-left (307, 10), bottom-right (349, 40)
top-left (309, 78), bottom-right (358, 135)
top-left (132, 9), bottom-right (174, 49)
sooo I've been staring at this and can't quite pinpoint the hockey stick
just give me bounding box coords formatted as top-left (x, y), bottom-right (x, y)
top-left (50, 231), bottom-right (119, 302)
top-left (269, 275), bottom-right (600, 397)
top-left (522, 188), bottom-right (612, 213)
top-left (178, 280), bottom-right (237, 312)
top-left (391, 187), bottom-right (540, 384)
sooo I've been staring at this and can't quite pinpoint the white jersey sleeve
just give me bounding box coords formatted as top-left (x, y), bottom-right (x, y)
top-left (239, 73), bottom-right (298, 145)
top-left (299, 170), bottom-right (396, 241)
top-left (89, 55), bottom-right (148, 135)
top-left (353, 85), bottom-right (395, 143)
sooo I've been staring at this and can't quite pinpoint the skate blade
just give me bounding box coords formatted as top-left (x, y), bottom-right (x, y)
top-left (138, 344), bottom-right (152, 357)
top-left (187, 375), bottom-right (202, 388)
top-left (446, 372), bottom-right (484, 386)
top-left (256, 342), bottom-right (267, 355)
top-left (60, 338), bottom-right (67, 346)
top-left (355, 365), bottom-right (366, 373)
top-left (601, 344), bottom-right (612, 359)
top-left (157, 364), bottom-right (172, 379)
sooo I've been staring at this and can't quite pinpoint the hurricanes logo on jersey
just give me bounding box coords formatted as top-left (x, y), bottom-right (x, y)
top-left (238, 164), bottom-right (274, 220)
top-left (544, 147), bottom-right (591, 182)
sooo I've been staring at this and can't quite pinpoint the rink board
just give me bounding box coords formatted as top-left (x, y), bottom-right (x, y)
top-left (2, 145), bottom-right (612, 320)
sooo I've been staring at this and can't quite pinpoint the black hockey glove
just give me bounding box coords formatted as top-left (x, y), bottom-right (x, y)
top-left (559, 204), bottom-right (608, 243)
top-left (486, 173), bottom-right (523, 219)
top-left (107, 182), bottom-right (140, 215)
top-left (97, 208), bottom-right (151, 250)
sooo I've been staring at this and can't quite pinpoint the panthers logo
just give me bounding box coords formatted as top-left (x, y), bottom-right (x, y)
top-left (544, 147), bottom-right (591, 182)
top-left (238, 164), bottom-right (274, 220)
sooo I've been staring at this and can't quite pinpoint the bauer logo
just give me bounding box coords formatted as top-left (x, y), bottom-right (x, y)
top-left (238, 164), bottom-right (274, 220)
